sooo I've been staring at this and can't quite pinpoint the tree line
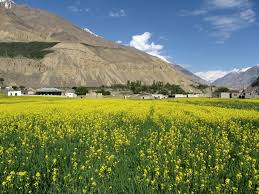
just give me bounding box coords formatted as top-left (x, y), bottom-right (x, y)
top-left (113, 81), bottom-right (186, 95)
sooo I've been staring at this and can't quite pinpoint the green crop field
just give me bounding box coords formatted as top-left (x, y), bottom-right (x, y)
top-left (0, 97), bottom-right (258, 193)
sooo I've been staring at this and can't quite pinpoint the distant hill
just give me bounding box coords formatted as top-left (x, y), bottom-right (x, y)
top-left (0, 5), bottom-right (203, 91)
top-left (212, 65), bottom-right (259, 90)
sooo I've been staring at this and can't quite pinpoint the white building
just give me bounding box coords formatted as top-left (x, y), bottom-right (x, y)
top-left (140, 95), bottom-right (154, 100)
top-left (174, 94), bottom-right (188, 98)
top-left (243, 92), bottom-right (256, 99)
top-left (85, 92), bottom-right (103, 99)
top-left (127, 94), bottom-right (154, 100)
top-left (230, 92), bottom-right (240, 98)
top-left (187, 94), bottom-right (200, 98)
top-left (220, 92), bottom-right (230, 98)
top-left (65, 91), bottom-right (77, 98)
top-left (212, 92), bottom-right (230, 98)
top-left (152, 94), bottom-right (168, 99)
top-left (27, 88), bottom-right (36, 95)
top-left (36, 88), bottom-right (63, 96)
top-left (8, 90), bottom-right (22, 96)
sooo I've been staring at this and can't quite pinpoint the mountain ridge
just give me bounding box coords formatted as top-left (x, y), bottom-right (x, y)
top-left (212, 65), bottom-right (259, 90)
top-left (0, 5), bottom-right (204, 91)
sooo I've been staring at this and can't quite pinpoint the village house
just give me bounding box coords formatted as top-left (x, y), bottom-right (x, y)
top-left (152, 94), bottom-right (168, 99)
top-left (239, 91), bottom-right (257, 99)
top-left (230, 92), bottom-right (240, 98)
top-left (187, 94), bottom-right (200, 98)
top-left (8, 90), bottom-right (22, 96)
top-left (173, 94), bottom-right (188, 98)
top-left (27, 88), bottom-right (36, 95)
top-left (212, 92), bottom-right (230, 98)
top-left (138, 94), bottom-right (154, 100)
top-left (65, 90), bottom-right (77, 98)
top-left (127, 94), bottom-right (154, 100)
top-left (36, 88), bottom-right (63, 96)
top-left (85, 92), bottom-right (103, 99)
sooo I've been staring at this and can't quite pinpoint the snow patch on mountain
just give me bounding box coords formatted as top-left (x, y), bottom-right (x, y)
top-left (83, 28), bottom-right (99, 37)
top-left (231, 67), bottom-right (251, 73)
top-left (195, 66), bottom-right (252, 82)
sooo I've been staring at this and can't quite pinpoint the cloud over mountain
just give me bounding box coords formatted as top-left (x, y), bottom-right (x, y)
top-left (129, 32), bottom-right (170, 62)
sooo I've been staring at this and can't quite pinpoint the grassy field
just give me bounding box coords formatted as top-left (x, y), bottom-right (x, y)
top-left (0, 97), bottom-right (258, 193)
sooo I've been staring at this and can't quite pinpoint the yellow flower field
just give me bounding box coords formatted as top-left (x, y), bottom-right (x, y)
top-left (0, 96), bottom-right (258, 193)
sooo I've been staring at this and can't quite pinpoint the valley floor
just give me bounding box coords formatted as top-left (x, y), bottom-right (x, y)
top-left (0, 97), bottom-right (258, 193)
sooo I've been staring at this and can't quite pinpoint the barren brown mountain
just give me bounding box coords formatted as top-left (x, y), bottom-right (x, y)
top-left (0, 5), bottom-right (205, 91)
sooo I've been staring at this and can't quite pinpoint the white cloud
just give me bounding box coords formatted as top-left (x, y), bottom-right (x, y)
top-left (195, 67), bottom-right (251, 82)
top-left (68, 5), bottom-right (79, 12)
top-left (240, 9), bottom-right (256, 23)
top-left (206, 0), bottom-right (249, 9)
top-left (179, 9), bottom-right (208, 16)
top-left (129, 32), bottom-right (170, 62)
top-left (109, 9), bottom-right (126, 17)
top-left (116, 40), bottom-right (123, 44)
top-left (68, 5), bottom-right (90, 13)
top-left (180, 0), bottom-right (256, 43)
top-left (204, 9), bottom-right (256, 43)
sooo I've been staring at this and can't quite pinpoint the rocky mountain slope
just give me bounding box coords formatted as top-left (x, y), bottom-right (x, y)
top-left (212, 65), bottom-right (259, 90)
top-left (0, 5), bottom-right (203, 91)
top-left (245, 76), bottom-right (259, 94)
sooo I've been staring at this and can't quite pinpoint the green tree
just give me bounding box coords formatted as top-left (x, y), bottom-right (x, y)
top-left (75, 87), bottom-right (88, 95)
top-left (12, 86), bottom-right (18, 90)
top-left (0, 78), bottom-right (4, 86)
top-left (97, 89), bottom-right (111, 96)
top-left (19, 86), bottom-right (26, 90)
top-left (215, 87), bottom-right (230, 93)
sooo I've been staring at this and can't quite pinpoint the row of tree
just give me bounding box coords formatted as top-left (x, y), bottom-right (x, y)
top-left (0, 78), bottom-right (4, 86)
top-left (73, 81), bottom-right (186, 96)
top-left (0, 84), bottom-right (26, 91)
top-left (72, 87), bottom-right (111, 96)
top-left (113, 81), bottom-right (186, 95)
top-left (2, 78), bottom-right (233, 95)
top-left (0, 79), bottom-right (27, 90)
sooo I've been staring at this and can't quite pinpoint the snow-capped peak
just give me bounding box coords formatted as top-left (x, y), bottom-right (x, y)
top-left (232, 67), bottom-right (251, 73)
top-left (195, 66), bottom-right (252, 82)
top-left (0, 0), bottom-right (15, 9)
top-left (83, 28), bottom-right (99, 37)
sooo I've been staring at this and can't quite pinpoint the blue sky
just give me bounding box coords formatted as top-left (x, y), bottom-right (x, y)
top-left (16, 0), bottom-right (259, 81)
